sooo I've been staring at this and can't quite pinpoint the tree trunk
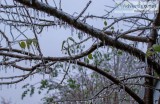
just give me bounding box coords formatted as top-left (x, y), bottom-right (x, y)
top-left (143, 67), bottom-right (154, 104)
top-left (144, 29), bottom-right (157, 104)
top-left (143, 1), bottom-right (160, 101)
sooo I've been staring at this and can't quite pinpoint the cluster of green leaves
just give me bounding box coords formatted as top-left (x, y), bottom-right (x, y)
top-left (104, 20), bottom-right (124, 33)
top-left (21, 84), bottom-right (35, 99)
top-left (39, 80), bottom-right (49, 90)
top-left (103, 20), bottom-right (114, 32)
top-left (83, 53), bottom-right (93, 64)
top-left (61, 36), bottom-right (85, 56)
top-left (93, 51), bottom-right (103, 66)
top-left (62, 37), bottom-right (76, 55)
top-left (19, 39), bottom-right (38, 49)
top-left (146, 44), bottom-right (160, 57)
top-left (42, 97), bottom-right (55, 104)
top-left (21, 80), bottom-right (50, 99)
top-left (117, 50), bottom-right (123, 56)
top-left (145, 44), bottom-right (160, 77)
top-left (67, 78), bottom-right (80, 89)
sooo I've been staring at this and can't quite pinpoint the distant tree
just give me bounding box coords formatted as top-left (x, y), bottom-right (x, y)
top-left (41, 51), bottom-right (145, 104)
top-left (0, 0), bottom-right (160, 104)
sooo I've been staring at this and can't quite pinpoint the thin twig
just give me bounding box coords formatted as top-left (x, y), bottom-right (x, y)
top-left (75, 1), bottom-right (92, 21)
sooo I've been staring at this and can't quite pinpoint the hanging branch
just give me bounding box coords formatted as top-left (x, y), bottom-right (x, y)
top-left (0, 70), bottom-right (34, 85)
top-left (0, 30), bottom-right (12, 49)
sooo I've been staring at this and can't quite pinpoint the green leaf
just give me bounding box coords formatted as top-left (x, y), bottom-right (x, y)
top-left (84, 57), bottom-right (89, 64)
top-left (77, 45), bottom-right (80, 49)
top-left (22, 83), bottom-right (29, 88)
top-left (146, 48), bottom-right (154, 57)
top-left (78, 32), bottom-right (83, 40)
top-left (67, 78), bottom-right (75, 83)
top-left (19, 41), bottom-right (26, 49)
top-left (104, 68), bottom-right (110, 72)
top-left (30, 86), bottom-right (35, 96)
top-left (38, 91), bottom-right (41, 94)
top-left (93, 73), bottom-right (99, 78)
top-left (88, 53), bottom-right (93, 59)
top-left (40, 80), bottom-right (48, 89)
top-left (117, 50), bottom-right (123, 55)
top-left (21, 90), bottom-right (28, 99)
top-left (69, 84), bottom-right (76, 89)
top-left (21, 92), bottom-right (26, 99)
top-left (51, 69), bottom-right (58, 77)
top-left (26, 39), bottom-right (32, 49)
top-left (67, 78), bottom-right (77, 89)
top-left (111, 27), bottom-right (114, 32)
top-left (152, 44), bottom-right (160, 52)
top-left (154, 71), bottom-right (160, 77)
top-left (32, 39), bottom-right (38, 47)
top-left (104, 21), bottom-right (107, 26)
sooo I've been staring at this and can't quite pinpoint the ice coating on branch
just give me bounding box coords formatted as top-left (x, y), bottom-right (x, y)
top-left (12, 67), bottom-right (15, 73)
top-left (15, 84), bottom-right (17, 89)
top-left (71, 26), bottom-right (74, 36)
top-left (0, 85), bottom-right (2, 90)
top-left (4, 66), bottom-right (7, 73)
top-left (43, 73), bottom-right (45, 79)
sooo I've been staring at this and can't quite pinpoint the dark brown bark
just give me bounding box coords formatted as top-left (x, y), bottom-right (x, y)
top-left (158, 97), bottom-right (160, 104)
top-left (143, 29), bottom-right (156, 104)
top-left (143, 67), bottom-right (154, 104)
top-left (144, 1), bottom-right (160, 103)
top-left (144, 3), bottom-right (159, 102)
